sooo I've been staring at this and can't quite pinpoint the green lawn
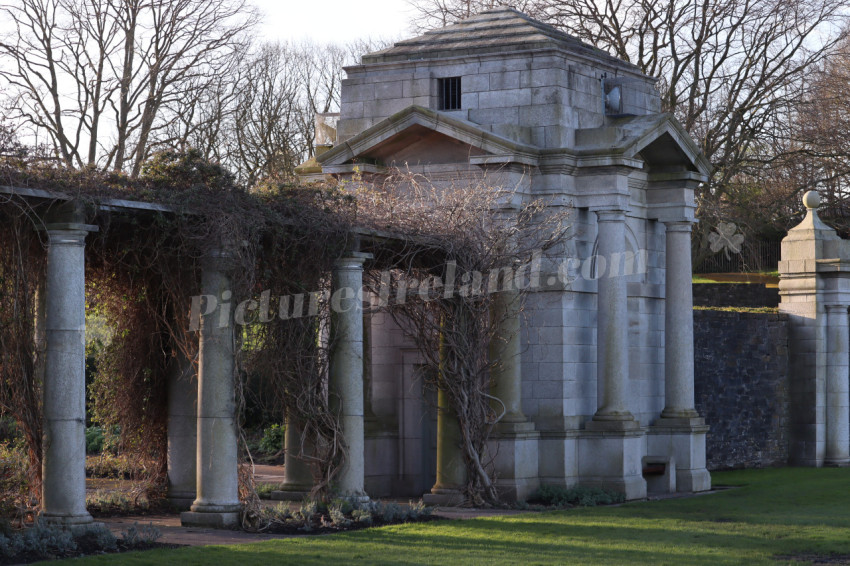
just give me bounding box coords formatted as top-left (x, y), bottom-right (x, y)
top-left (58, 468), bottom-right (850, 565)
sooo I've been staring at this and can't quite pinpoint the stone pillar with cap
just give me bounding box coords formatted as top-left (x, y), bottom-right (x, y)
top-left (181, 247), bottom-right (241, 528)
top-left (779, 190), bottom-right (848, 466)
top-left (41, 203), bottom-right (98, 526)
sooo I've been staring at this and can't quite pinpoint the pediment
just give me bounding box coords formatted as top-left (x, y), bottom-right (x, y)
top-left (575, 114), bottom-right (712, 177)
top-left (358, 125), bottom-right (487, 166)
top-left (318, 106), bottom-right (540, 172)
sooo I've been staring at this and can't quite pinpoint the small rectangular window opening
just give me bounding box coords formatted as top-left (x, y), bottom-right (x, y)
top-left (438, 77), bottom-right (461, 111)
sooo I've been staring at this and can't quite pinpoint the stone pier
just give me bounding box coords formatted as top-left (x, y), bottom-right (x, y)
top-left (181, 248), bottom-right (241, 528)
top-left (779, 191), bottom-right (850, 466)
top-left (41, 206), bottom-right (98, 526)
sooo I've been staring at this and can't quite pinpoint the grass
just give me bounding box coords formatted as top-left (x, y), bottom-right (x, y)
top-left (54, 468), bottom-right (850, 566)
top-left (693, 271), bottom-right (780, 284)
top-left (693, 306), bottom-right (780, 314)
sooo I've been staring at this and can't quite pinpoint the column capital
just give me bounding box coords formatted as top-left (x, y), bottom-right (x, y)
top-left (334, 252), bottom-right (372, 270)
top-left (595, 209), bottom-right (627, 223)
top-left (201, 246), bottom-right (238, 272)
top-left (825, 304), bottom-right (849, 315)
top-left (663, 221), bottom-right (695, 233)
top-left (44, 222), bottom-right (99, 233)
top-left (43, 223), bottom-right (98, 247)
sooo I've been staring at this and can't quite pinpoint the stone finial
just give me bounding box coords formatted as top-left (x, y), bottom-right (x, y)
top-left (784, 188), bottom-right (837, 240)
top-left (803, 191), bottom-right (820, 210)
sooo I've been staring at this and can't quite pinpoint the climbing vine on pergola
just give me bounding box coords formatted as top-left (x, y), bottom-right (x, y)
top-left (0, 151), bottom-right (568, 515)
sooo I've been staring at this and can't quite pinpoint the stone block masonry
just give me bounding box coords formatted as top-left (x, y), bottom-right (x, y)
top-left (694, 310), bottom-right (790, 470)
top-left (692, 283), bottom-right (779, 308)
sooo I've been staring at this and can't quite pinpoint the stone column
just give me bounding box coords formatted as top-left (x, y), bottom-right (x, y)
top-left (423, 387), bottom-right (466, 505)
top-left (181, 248), bottom-right (241, 528)
top-left (167, 350), bottom-right (197, 509)
top-left (488, 289), bottom-right (539, 501)
top-left (328, 253), bottom-right (370, 500)
top-left (580, 209), bottom-right (645, 500)
top-left (661, 222), bottom-right (699, 420)
top-left (490, 290), bottom-right (525, 424)
top-left (41, 215), bottom-right (98, 526)
top-left (825, 304), bottom-right (850, 466)
top-left (270, 417), bottom-right (314, 500)
top-left (591, 210), bottom-right (635, 425)
top-left (648, 219), bottom-right (711, 493)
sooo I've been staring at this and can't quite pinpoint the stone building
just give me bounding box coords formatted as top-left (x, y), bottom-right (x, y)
top-left (293, 8), bottom-right (713, 501)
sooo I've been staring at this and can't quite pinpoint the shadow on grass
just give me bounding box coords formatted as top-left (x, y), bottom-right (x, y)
top-left (58, 468), bottom-right (850, 566)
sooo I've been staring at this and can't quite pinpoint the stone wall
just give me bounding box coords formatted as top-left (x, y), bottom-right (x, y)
top-left (692, 283), bottom-right (779, 308)
top-left (694, 310), bottom-right (790, 470)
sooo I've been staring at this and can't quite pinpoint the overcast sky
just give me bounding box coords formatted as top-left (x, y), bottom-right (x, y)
top-left (253, 0), bottom-right (415, 44)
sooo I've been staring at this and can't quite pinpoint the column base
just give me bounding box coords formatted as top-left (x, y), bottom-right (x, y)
top-left (422, 488), bottom-right (464, 506)
top-left (180, 511), bottom-right (240, 529)
top-left (40, 512), bottom-right (95, 527)
top-left (655, 415), bottom-right (705, 427)
top-left (824, 458), bottom-right (850, 468)
top-left (660, 408), bottom-right (700, 420)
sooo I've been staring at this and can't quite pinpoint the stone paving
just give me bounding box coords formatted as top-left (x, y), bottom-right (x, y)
top-left (93, 464), bottom-right (531, 547)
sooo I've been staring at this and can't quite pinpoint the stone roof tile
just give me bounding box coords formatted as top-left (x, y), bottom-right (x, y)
top-left (361, 7), bottom-right (640, 72)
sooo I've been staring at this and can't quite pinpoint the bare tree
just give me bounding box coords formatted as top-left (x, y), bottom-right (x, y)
top-left (0, 0), bottom-right (257, 174)
top-left (356, 169), bottom-right (571, 504)
top-left (159, 38), bottom-right (394, 185)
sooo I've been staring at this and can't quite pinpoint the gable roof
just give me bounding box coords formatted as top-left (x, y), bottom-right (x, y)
top-left (361, 8), bottom-right (641, 73)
